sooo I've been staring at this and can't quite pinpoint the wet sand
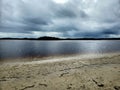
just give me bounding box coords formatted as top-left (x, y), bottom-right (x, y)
top-left (0, 53), bottom-right (120, 90)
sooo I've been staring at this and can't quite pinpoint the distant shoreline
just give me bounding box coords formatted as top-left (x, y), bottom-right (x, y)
top-left (0, 36), bottom-right (120, 40)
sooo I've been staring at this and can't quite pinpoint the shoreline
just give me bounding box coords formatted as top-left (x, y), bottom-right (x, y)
top-left (1, 52), bottom-right (120, 65)
top-left (0, 53), bottom-right (120, 90)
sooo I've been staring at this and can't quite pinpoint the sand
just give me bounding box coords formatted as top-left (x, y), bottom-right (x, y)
top-left (0, 53), bottom-right (120, 90)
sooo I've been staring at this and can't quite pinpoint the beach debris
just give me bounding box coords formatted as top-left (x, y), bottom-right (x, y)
top-left (0, 79), bottom-right (7, 82)
top-left (67, 84), bottom-right (72, 89)
top-left (92, 79), bottom-right (104, 87)
top-left (114, 86), bottom-right (120, 90)
top-left (20, 85), bottom-right (35, 90)
top-left (59, 72), bottom-right (69, 77)
top-left (39, 83), bottom-right (48, 87)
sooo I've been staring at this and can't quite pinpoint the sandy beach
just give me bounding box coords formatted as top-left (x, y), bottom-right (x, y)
top-left (0, 53), bottom-right (120, 90)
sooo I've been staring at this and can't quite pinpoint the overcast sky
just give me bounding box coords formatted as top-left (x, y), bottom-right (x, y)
top-left (0, 0), bottom-right (120, 38)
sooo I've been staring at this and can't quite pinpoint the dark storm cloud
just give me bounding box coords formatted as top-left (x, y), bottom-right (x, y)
top-left (54, 25), bottom-right (78, 32)
top-left (0, 0), bottom-right (120, 38)
top-left (55, 8), bottom-right (77, 18)
top-left (102, 29), bottom-right (119, 35)
top-left (55, 8), bottom-right (88, 18)
top-left (24, 17), bottom-right (49, 25)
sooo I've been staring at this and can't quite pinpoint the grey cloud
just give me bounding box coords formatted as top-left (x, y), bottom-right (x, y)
top-left (24, 17), bottom-right (49, 25)
top-left (55, 8), bottom-right (77, 18)
top-left (55, 8), bottom-right (88, 19)
top-left (0, 0), bottom-right (120, 38)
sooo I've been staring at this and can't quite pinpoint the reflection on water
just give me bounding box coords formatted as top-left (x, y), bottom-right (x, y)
top-left (0, 40), bottom-right (120, 60)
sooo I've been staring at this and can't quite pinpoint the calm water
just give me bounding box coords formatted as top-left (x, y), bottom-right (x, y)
top-left (0, 40), bottom-right (120, 60)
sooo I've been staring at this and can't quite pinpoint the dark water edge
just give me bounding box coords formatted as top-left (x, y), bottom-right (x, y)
top-left (0, 40), bottom-right (120, 61)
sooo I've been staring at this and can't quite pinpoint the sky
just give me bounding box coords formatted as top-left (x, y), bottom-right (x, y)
top-left (0, 0), bottom-right (120, 38)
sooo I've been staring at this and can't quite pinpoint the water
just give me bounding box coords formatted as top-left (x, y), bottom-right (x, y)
top-left (0, 40), bottom-right (120, 60)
